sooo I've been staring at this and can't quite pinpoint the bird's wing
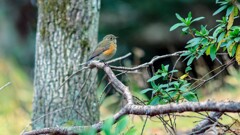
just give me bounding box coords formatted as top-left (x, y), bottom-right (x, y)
top-left (88, 41), bottom-right (110, 60)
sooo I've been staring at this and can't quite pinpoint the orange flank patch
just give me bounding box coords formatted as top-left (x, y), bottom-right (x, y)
top-left (103, 43), bottom-right (116, 56)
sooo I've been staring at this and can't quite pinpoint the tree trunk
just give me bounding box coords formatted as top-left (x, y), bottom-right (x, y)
top-left (32, 0), bottom-right (100, 129)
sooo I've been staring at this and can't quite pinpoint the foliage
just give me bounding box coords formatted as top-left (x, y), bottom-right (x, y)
top-left (96, 0), bottom-right (240, 134)
top-left (141, 64), bottom-right (197, 104)
top-left (82, 116), bottom-right (136, 135)
top-left (143, 0), bottom-right (240, 105)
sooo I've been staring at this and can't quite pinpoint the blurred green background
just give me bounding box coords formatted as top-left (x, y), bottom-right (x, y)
top-left (0, 0), bottom-right (239, 134)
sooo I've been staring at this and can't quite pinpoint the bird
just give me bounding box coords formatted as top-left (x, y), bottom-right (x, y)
top-left (87, 34), bottom-right (118, 63)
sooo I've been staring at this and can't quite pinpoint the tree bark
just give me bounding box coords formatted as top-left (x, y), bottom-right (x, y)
top-left (32, 0), bottom-right (100, 129)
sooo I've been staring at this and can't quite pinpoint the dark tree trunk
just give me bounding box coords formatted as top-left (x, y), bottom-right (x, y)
top-left (32, 0), bottom-right (100, 129)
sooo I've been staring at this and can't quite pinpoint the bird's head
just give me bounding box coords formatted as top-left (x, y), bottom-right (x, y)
top-left (103, 34), bottom-right (118, 44)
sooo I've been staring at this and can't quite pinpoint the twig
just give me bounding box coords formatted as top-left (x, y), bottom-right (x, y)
top-left (109, 51), bottom-right (187, 71)
top-left (0, 82), bottom-right (11, 91)
top-left (21, 106), bottom-right (73, 135)
top-left (170, 56), bottom-right (182, 82)
top-left (140, 116), bottom-right (148, 135)
top-left (191, 112), bottom-right (223, 134)
top-left (57, 67), bottom-right (88, 90)
top-left (107, 53), bottom-right (132, 64)
top-left (190, 59), bottom-right (235, 91)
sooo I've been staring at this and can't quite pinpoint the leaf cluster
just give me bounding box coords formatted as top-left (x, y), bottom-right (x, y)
top-left (141, 64), bottom-right (197, 104)
top-left (142, 0), bottom-right (240, 105)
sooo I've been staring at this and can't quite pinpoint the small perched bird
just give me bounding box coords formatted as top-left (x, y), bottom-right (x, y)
top-left (88, 34), bottom-right (118, 62)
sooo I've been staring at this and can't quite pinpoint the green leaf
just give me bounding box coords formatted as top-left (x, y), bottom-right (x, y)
top-left (210, 45), bottom-right (217, 61)
top-left (226, 40), bottom-right (234, 48)
top-left (220, 41), bottom-right (228, 47)
top-left (164, 64), bottom-right (169, 71)
top-left (192, 17), bottom-right (205, 23)
top-left (125, 127), bottom-right (136, 135)
top-left (181, 51), bottom-right (191, 56)
top-left (115, 116), bottom-right (128, 135)
top-left (159, 83), bottom-right (170, 89)
top-left (169, 91), bottom-right (178, 98)
top-left (175, 13), bottom-right (185, 22)
top-left (176, 94), bottom-right (181, 103)
top-left (186, 38), bottom-right (202, 48)
top-left (182, 27), bottom-right (189, 32)
top-left (234, 37), bottom-right (240, 42)
top-left (182, 92), bottom-right (198, 102)
top-left (185, 66), bottom-right (192, 72)
top-left (147, 75), bottom-right (161, 82)
top-left (213, 27), bottom-right (223, 38)
top-left (187, 56), bottom-right (195, 66)
top-left (170, 23), bottom-right (185, 31)
top-left (199, 25), bottom-right (209, 36)
top-left (213, 5), bottom-right (228, 16)
top-left (232, 45), bottom-right (238, 56)
top-left (162, 72), bottom-right (168, 78)
top-left (165, 87), bottom-right (176, 92)
top-left (217, 32), bottom-right (225, 42)
top-left (179, 83), bottom-right (190, 92)
top-left (169, 69), bottom-right (178, 73)
top-left (159, 99), bottom-right (169, 104)
top-left (151, 81), bottom-right (158, 90)
top-left (82, 128), bottom-right (97, 135)
top-left (102, 117), bottom-right (114, 135)
top-left (140, 88), bottom-right (154, 94)
top-left (149, 96), bottom-right (160, 105)
top-left (228, 43), bottom-right (238, 57)
top-left (187, 12), bottom-right (192, 20)
top-left (226, 5), bottom-right (234, 16)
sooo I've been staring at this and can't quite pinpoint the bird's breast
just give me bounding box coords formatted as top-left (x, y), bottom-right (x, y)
top-left (103, 43), bottom-right (117, 56)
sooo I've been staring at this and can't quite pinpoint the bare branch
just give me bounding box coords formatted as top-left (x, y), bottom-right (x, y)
top-left (191, 112), bottom-right (223, 134)
top-left (190, 59), bottom-right (235, 91)
top-left (107, 53), bottom-right (132, 64)
top-left (109, 51), bottom-right (187, 71)
top-left (0, 82), bottom-right (11, 91)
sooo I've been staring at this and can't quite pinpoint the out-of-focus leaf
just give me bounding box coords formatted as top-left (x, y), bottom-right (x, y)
top-left (226, 5), bottom-right (234, 16)
top-left (149, 96), bottom-right (160, 105)
top-left (170, 23), bottom-right (185, 31)
top-left (185, 66), bottom-right (192, 72)
top-left (183, 92), bottom-right (198, 102)
top-left (140, 88), bottom-right (154, 94)
top-left (115, 116), bottom-right (128, 135)
top-left (125, 127), bottom-right (136, 135)
top-left (192, 17), bottom-right (205, 23)
top-left (210, 45), bottom-right (217, 61)
top-left (187, 56), bottom-right (195, 66)
top-left (102, 117), bottom-right (114, 135)
top-left (235, 45), bottom-right (240, 65)
top-left (180, 73), bottom-right (189, 80)
top-left (227, 9), bottom-right (235, 30)
top-left (147, 75), bottom-right (161, 82)
top-left (175, 13), bottom-right (185, 22)
top-left (213, 5), bottom-right (228, 16)
top-left (206, 46), bottom-right (211, 56)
